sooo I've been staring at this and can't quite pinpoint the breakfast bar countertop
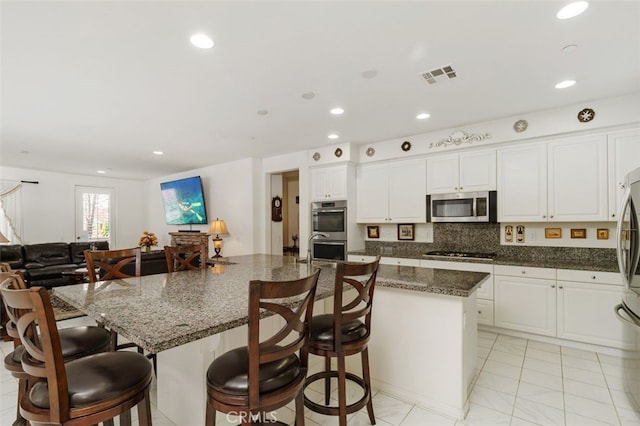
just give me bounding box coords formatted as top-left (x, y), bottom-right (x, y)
top-left (53, 254), bottom-right (489, 354)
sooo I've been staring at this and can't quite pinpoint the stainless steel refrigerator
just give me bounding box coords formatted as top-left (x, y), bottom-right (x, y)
top-left (616, 166), bottom-right (640, 415)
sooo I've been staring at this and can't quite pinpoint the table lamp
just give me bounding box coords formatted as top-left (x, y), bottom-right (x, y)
top-left (209, 218), bottom-right (230, 258)
top-left (0, 231), bottom-right (9, 243)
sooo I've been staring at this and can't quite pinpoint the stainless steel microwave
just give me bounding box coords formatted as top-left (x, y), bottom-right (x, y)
top-left (427, 191), bottom-right (497, 223)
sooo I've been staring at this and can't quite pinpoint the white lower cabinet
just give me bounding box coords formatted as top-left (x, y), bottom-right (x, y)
top-left (380, 257), bottom-right (421, 267)
top-left (494, 266), bottom-right (629, 349)
top-left (494, 274), bottom-right (557, 336)
top-left (556, 270), bottom-right (631, 349)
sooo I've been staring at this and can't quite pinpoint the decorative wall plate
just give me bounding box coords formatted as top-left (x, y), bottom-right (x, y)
top-left (429, 130), bottom-right (491, 149)
top-left (365, 147), bottom-right (375, 157)
top-left (577, 108), bottom-right (595, 123)
top-left (401, 141), bottom-right (412, 151)
top-left (334, 148), bottom-right (343, 158)
top-left (513, 119), bottom-right (528, 133)
top-left (312, 152), bottom-right (321, 161)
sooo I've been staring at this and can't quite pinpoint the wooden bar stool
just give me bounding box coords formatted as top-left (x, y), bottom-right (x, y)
top-left (83, 247), bottom-right (157, 374)
top-left (205, 269), bottom-right (320, 425)
top-left (1, 280), bottom-right (153, 426)
top-left (1, 273), bottom-right (112, 426)
top-left (303, 256), bottom-right (380, 426)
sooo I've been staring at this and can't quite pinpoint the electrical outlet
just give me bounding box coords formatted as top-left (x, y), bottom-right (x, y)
top-left (529, 231), bottom-right (536, 241)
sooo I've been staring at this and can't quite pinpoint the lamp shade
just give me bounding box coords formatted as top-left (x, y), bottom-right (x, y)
top-left (0, 231), bottom-right (9, 243)
top-left (209, 219), bottom-right (230, 236)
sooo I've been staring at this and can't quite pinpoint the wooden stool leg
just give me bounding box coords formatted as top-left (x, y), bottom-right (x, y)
top-left (337, 354), bottom-right (348, 426)
top-left (104, 419), bottom-right (115, 426)
top-left (15, 377), bottom-right (28, 426)
top-left (138, 387), bottom-right (152, 426)
top-left (324, 356), bottom-right (331, 405)
top-left (205, 402), bottom-right (216, 426)
top-left (295, 391), bottom-right (305, 426)
top-left (118, 409), bottom-right (131, 426)
top-left (362, 347), bottom-right (376, 424)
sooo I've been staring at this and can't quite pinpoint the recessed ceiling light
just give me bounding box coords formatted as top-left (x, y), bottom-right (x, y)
top-left (416, 113), bottom-right (431, 120)
top-left (153, 151), bottom-right (164, 155)
top-left (361, 70), bottom-right (378, 79)
top-left (557, 1), bottom-right (589, 19)
top-left (97, 170), bottom-right (106, 174)
top-left (555, 79), bottom-right (576, 89)
top-left (328, 134), bottom-right (339, 140)
top-left (301, 91), bottom-right (315, 100)
top-left (190, 33), bottom-right (214, 49)
top-left (257, 109), bottom-right (269, 116)
top-left (330, 107), bottom-right (344, 115)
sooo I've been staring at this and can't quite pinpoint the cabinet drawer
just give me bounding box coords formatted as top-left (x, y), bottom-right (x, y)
top-left (477, 299), bottom-right (494, 326)
top-left (420, 259), bottom-right (493, 273)
top-left (494, 265), bottom-right (556, 280)
top-left (348, 255), bottom-right (377, 263)
top-left (380, 257), bottom-right (421, 267)
top-left (556, 269), bottom-right (622, 286)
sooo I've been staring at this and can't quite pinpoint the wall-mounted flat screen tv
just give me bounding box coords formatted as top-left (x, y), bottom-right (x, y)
top-left (160, 176), bottom-right (208, 225)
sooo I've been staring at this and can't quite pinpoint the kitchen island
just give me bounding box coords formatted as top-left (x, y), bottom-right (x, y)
top-left (54, 254), bottom-right (488, 424)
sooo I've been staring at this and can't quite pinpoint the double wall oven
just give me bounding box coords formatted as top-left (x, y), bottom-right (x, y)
top-left (311, 200), bottom-right (347, 261)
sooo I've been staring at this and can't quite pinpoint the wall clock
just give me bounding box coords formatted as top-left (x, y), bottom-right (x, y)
top-left (271, 196), bottom-right (283, 222)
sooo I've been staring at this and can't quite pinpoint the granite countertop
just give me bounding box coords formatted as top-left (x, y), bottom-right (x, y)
top-left (350, 251), bottom-right (619, 273)
top-left (54, 254), bottom-right (488, 354)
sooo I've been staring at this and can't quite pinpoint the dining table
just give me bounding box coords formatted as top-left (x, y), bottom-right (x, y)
top-left (53, 254), bottom-right (488, 425)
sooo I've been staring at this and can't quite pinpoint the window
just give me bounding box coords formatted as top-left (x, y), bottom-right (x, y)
top-left (75, 186), bottom-right (114, 246)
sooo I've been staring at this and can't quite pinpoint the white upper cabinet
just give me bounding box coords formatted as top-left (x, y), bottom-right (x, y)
top-left (426, 150), bottom-right (496, 194)
top-left (357, 159), bottom-right (426, 223)
top-left (310, 164), bottom-right (348, 201)
top-left (498, 135), bottom-right (608, 222)
top-left (608, 129), bottom-right (640, 220)
top-left (497, 143), bottom-right (548, 222)
top-left (548, 135), bottom-right (608, 221)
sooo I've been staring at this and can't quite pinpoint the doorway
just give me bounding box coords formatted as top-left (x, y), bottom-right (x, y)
top-left (269, 171), bottom-right (299, 256)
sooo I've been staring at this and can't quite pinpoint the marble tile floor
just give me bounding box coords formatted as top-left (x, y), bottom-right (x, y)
top-left (2, 318), bottom-right (640, 426)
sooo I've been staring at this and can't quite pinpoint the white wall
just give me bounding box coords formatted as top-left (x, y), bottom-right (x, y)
top-left (0, 166), bottom-right (144, 247)
top-left (142, 158), bottom-right (257, 257)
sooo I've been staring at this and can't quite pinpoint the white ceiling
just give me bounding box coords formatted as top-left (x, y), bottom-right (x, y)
top-left (2, 1), bottom-right (639, 180)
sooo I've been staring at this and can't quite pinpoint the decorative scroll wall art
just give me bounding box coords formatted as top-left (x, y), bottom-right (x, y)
top-left (429, 130), bottom-right (492, 149)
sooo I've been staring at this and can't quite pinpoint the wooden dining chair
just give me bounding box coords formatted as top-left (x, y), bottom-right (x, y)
top-left (164, 244), bottom-right (207, 272)
top-left (1, 277), bottom-right (145, 426)
top-left (205, 268), bottom-right (321, 426)
top-left (83, 247), bottom-right (141, 283)
top-left (83, 247), bottom-right (156, 373)
top-left (303, 256), bottom-right (380, 426)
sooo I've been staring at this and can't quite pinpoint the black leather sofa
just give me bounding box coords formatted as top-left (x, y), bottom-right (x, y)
top-left (0, 242), bottom-right (170, 289)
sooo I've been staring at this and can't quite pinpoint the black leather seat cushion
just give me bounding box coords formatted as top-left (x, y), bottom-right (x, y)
top-left (4, 345), bottom-right (25, 371)
top-left (29, 352), bottom-right (152, 409)
top-left (7, 327), bottom-right (109, 369)
top-left (59, 326), bottom-right (112, 360)
top-left (309, 314), bottom-right (367, 344)
top-left (207, 347), bottom-right (301, 396)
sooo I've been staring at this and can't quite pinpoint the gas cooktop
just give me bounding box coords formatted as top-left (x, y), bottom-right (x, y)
top-left (423, 251), bottom-right (496, 261)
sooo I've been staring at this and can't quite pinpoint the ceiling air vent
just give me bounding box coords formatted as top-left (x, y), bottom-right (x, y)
top-left (420, 65), bottom-right (457, 85)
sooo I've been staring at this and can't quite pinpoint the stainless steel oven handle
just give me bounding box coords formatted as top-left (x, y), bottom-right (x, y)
top-left (313, 209), bottom-right (345, 213)
top-left (615, 303), bottom-right (640, 327)
top-left (314, 241), bottom-right (345, 246)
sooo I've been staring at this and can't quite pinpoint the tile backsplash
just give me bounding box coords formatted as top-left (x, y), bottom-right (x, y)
top-left (363, 223), bottom-right (616, 265)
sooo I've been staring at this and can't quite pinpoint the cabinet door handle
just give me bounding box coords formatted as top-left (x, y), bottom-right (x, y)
top-left (591, 275), bottom-right (597, 280)
top-left (478, 310), bottom-right (482, 314)
top-left (551, 284), bottom-right (556, 288)
top-left (612, 213), bottom-right (616, 218)
top-left (550, 215), bottom-right (554, 219)
top-left (542, 215), bottom-right (546, 219)
top-left (459, 187), bottom-right (463, 190)
top-left (521, 270), bottom-right (526, 274)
